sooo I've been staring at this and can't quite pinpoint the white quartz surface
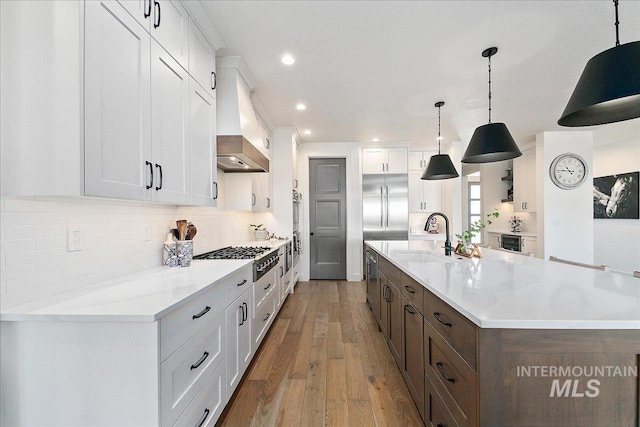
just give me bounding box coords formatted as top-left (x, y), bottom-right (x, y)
top-left (0, 260), bottom-right (251, 322)
top-left (366, 240), bottom-right (640, 329)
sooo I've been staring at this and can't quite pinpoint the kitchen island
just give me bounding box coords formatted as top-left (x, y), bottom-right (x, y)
top-left (365, 240), bottom-right (640, 427)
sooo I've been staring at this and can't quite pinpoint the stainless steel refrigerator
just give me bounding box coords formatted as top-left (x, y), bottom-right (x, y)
top-left (362, 174), bottom-right (408, 240)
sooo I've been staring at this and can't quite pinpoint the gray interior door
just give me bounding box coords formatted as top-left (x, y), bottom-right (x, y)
top-left (309, 158), bottom-right (347, 280)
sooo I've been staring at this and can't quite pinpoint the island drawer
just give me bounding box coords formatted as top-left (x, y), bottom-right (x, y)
top-left (424, 290), bottom-right (477, 369)
top-left (378, 256), bottom-right (402, 286)
top-left (425, 320), bottom-right (477, 427)
top-left (401, 273), bottom-right (424, 315)
top-left (425, 374), bottom-right (460, 427)
top-left (225, 265), bottom-right (253, 306)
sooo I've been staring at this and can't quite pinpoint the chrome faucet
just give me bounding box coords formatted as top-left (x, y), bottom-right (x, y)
top-left (425, 212), bottom-right (454, 256)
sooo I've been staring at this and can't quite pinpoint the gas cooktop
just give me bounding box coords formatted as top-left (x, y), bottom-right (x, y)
top-left (193, 246), bottom-right (273, 260)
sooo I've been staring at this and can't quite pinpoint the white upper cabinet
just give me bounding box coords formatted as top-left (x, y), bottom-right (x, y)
top-left (363, 148), bottom-right (408, 174)
top-left (224, 172), bottom-right (272, 212)
top-left (408, 171), bottom-right (442, 213)
top-left (189, 19), bottom-right (216, 95)
top-left (514, 148), bottom-right (536, 212)
top-left (408, 150), bottom-right (437, 171)
top-left (85, 0), bottom-right (152, 200)
top-left (118, 0), bottom-right (189, 69)
top-left (252, 172), bottom-right (273, 212)
top-left (150, 41), bottom-right (191, 204)
top-left (190, 79), bottom-right (218, 207)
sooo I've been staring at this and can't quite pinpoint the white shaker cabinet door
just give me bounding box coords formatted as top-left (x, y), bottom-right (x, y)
top-left (85, 0), bottom-right (152, 201)
top-left (190, 79), bottom-right (217, 206)
top-left (385, 148), bottom-right (408, 173)
top-left (189, 20), bottom-right (217, 96)
top-left (117, 0), bottom-right (150, 28)
top-left (226, 288), bottom-right (253, 396)
top-left (150, 41), bottom-right (191, 204)
top-left (149, 0), bottom-right (189, 69)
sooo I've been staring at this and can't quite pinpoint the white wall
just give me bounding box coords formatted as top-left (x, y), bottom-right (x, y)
top-left (537, 131), bottom-right (594, 263)
top-left (592, 122), bottom-right (640, 273)
top-left (297, 142), bottom-right (363, 282)
top-left (0, 180), bottom-right (255, 309)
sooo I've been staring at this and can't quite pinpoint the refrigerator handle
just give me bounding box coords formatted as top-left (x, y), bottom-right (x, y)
top-left (386, 185), bottom-right (390, 228)
top-left (380, 186), bottom-right (384, 228)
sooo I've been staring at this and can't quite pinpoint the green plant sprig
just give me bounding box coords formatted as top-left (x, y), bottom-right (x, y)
top-left (455, 209), bottom-right (500, 244)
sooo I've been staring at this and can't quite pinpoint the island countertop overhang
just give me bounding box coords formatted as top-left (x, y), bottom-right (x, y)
top-left (365, 240), bottom-right (640, 330)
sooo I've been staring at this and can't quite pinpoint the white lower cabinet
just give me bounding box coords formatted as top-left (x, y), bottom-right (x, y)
top-left (226, 287), bottom-right (253, 396)
top-left (173, 362), bottom-right (226, 427)
top-left (253, 290), bottom-right (277, 349)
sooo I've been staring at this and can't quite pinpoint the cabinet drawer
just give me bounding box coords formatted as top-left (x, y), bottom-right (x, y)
top-left (425, 374), bottom-right (460, 427)
top-left (253, 269), bottom-right (276, 310)
top-left (425, 321), bottom-right (477, 427)
top-left (253, 291), bottom-right (276, 348)
top-left (424, 290), bottom-right (477, 369)
top-left (401, 273), bottom-right (424, 315)
top-left (160, 281), bottom-right (226, 361)
top-left (225, 265), bottom-right (253, 306)
top-left (172, 360), bottom-right (226, 427)
top-left (161, 309), bottom-right (225, 427)
top-left (378, 256), bottom-right (401, 286)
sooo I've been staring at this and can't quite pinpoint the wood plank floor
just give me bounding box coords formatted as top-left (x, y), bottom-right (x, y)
top-left (217, 280), bottom-right (423, 427)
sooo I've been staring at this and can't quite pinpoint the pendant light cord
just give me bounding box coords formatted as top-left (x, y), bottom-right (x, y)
top-left (614, 0), bottom-right (620, 46)
top-left (488, 54), bottom-right (492, 124)
top-left (437, 104), bottom-right (442, 154)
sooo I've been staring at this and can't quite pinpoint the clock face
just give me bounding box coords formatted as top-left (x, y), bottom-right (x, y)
top-left (549, 153), bottom-right (588, 190)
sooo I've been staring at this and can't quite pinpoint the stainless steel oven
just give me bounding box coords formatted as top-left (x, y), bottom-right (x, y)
top-left (500, 234), bottom-right (523, 252)
top-left (284, 241), bottom-right (292, 273)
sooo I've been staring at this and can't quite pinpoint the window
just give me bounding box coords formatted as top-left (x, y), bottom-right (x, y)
top-left (468, 182), bottom-right (482, 244)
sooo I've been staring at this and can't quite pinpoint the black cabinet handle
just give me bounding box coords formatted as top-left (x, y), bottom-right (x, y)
top-left (155, 164), bottom-right (163, 190)
top-left (266, 197), bottom-right (271, 208)
top-left (265, 137), bottom-right (270, 149)
top-left (197, 408), bottom-right (210, 427)
top-left (433, 312), bottom-right (452, 327)
top-left (190, 351), bottom-right (209, 370)
top-left (243, 302), bottom-right (248, 323)
top-left (252, 193), bottom-right (256, 206)
top-left (437, 424), bottom-right (444, 427)
top-left (192, 306), bottom-right (211, 319)
top-left (280, 266), bottom-right (284, 278)
top-left (263, 312), bottom-right (271, 322)
top-left (239, 305), bottom-right (245, 326)
top-left (211, 71), bottom-right (216, 90)
top-left (153, 0), bottom-right (161, 28)
top-left (144, 0), bottom-right (152, 18)
top-left (213, 181), bottom-right (218, 199)
top-left (294, 179), bottom-right (298, 188)
top-left (237, 278), bottom-right (247, 287)
top-left (436, 361), bottom-right (456, 383)
top-left (264, 282), bottom-right (271, 291)
top-left (404, 285), bottom-right (415, 294)
top-left (310, 232), bottom-right (314, 236)
top-left (145, 161), bottom-right (153, 189)
top-left (404, 304), bottom-right (416, 315)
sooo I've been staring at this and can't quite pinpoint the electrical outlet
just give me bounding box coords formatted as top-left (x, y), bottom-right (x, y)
top-left (67, 226), bottom-right (82, 251)
top-left (233, 222), bottom-right (237, 231)
top-left (142, 225), bottom-right (151, 242)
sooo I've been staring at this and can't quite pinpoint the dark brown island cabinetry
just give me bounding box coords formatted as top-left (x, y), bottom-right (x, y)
top-left (363, 244), bottom-right (640, 427)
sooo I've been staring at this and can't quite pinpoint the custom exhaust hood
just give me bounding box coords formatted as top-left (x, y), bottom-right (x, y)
top-left (216, 57), bottom-right (269, 173)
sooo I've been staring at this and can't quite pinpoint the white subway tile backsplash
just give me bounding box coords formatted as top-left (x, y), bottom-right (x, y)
top-left (1, 196), bottom-right (257, 309)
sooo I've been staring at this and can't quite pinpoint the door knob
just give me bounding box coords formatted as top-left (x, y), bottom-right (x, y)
top-left (310, 232), bottom-right (314, 236)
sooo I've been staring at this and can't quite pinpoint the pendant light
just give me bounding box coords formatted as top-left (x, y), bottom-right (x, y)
top-left (558, 0), bottom-right (640, 126)
top-left (461, 47), bottom-right (522, 164)
top-left (422, 101), bottom-right (459, 180)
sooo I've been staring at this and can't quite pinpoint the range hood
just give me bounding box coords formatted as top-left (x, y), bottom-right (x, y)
top-left (216, 57), bottom-right (269, 173)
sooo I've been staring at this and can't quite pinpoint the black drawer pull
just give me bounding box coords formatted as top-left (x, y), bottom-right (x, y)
top-left (436, 361), bottom-right (455, 383)
top-left (437, 424), bottom-right (445, 427)
top-left (239, 305), bottom-right (245, 326)
top-left (190, 351), bottom-right (209, 370)
top-left (404, 305), bottom-right (416, 315)
top-left (145, 161), bottom-right (153, 189)
top-left (144, 0), bottom-right (151, 18)
top-left (263, 312), bottom-right (271, 322)
top-left (243, 302), bottom-right (248, 323)
top-left (404, 285), bottom-right (415, 294)
top-left (433, 312), bottom-right (452, 327)
top-left (264, 283), bottom-right (271, 291)
top-left (153, 0), bottom-right (161, 28)
top-left (197, 408), bottom-right (210, 427)
top-left (155, 163), bottom-right (163, 190)
top-left (211, 71), bottom-right (217, 90)
top-left (237, 278), bottom-right (247, 287)
top-left (192, 306), bottom-right (211, 319)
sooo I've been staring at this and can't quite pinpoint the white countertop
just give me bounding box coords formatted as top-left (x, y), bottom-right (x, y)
top-left (0, 260), bottom-right (252, 322)
top-left (366, 240), bottom-right (640, 330)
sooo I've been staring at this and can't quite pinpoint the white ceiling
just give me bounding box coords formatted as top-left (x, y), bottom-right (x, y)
top-left (201, 1), bottom-right (640, 149)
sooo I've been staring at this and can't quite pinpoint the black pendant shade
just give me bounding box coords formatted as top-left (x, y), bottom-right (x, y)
top-left (461, 123), bottom-right (522, 164)
top-left (422, 154), bottom-right (459, 180)
top-left (422, 101), bottom-right (459, 180)
top-left (558, 41), bottom-right (640, 126)
top-left (461, 47), bottom-right (522, 164)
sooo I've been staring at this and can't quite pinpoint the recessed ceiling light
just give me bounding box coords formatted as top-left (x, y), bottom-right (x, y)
top-left (372, 137), bottom-right (380, 142)
top-left (296, 103), bottom-right (306, 111)
top-left (281, 54), bottom-right (295, 65)
top-left (304, 130), bottom-right (312, 135)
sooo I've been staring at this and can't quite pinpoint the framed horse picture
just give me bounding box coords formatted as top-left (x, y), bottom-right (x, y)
top-left (593, 171), bottom-right (639, 219)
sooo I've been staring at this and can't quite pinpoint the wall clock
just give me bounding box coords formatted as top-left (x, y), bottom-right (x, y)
top-left (549, 153), bottom-right (588, 190)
